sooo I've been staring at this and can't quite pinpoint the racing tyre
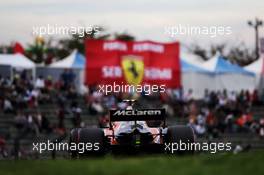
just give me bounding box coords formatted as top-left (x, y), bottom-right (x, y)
top-left (166, 125), bottom-right (195, 155)
top-left (69, 128), bottom-right (105, 158)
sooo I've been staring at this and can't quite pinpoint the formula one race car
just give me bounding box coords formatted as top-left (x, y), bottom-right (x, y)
top-left (69, 100), bottom-right (195, 157)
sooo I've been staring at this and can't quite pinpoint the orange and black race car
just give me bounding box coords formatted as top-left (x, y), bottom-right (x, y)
top-left (69, 100), bottom-right (195, 157)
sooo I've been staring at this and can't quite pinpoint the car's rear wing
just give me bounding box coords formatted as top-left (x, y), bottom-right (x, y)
top-left (109, 109), bottom-right (166, 122)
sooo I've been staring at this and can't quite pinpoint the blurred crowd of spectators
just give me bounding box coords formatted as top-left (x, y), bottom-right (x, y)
top-left (182, 89), bottom-right (264, 138)
top-left (0, 70), bottom-right (264, 158)
top-left (0, 69), bottom-right (80, 158)
top-left (86, 85), bottom-right (264, 139)
top-left (0, 69), bottom-right (79, 131)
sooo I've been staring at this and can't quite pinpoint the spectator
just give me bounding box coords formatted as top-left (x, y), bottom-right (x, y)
top-left (40, 114), bottom-right (52, 134)
top-left (0, 136), bottom-right (8, 158)
top-left (184, 89), bottom-right (193, 102)
top-left (35, 76), bottom-right (45, 89)
top-left (0, 75), bottom-right (4, 85)
top-left (14, 112), bottom-right (27, 130)
top-left (57, 104), bottom-right (65, 129)
top-left (259, 118), bottom-right (264, 137)
top-left (71, 101), bottom-right (82, 127)
top-left (3, 98), bottom-right (13, 113)
top-left (27, 114), bottom-right (39, 136)
top-left (236, 111), bottom-right (253, 132)
top-left (60, 69), bottom-right (76, 89)
top-left (251, 89), bottom-right (260, 105)
top-left (45, 76), bottom-right (53, 91)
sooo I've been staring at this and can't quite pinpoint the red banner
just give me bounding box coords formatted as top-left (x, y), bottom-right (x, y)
top-left (85, 39), bottom-right (181, 88)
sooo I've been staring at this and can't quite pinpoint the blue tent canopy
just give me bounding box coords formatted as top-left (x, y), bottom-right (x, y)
top-left (50, 50), bottom-right (86, 69)
top-left (180, 59), bottom-right (210, 73)
top-left (72, 52), bottom-right (86, 69)
top-left (215, 56), bottom-right (254, 76)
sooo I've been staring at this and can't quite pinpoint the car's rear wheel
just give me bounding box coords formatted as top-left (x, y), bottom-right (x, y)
top-left (166, 125), bottom-right (195, 155)
top-left (69, 128), bottom-right (105, 158)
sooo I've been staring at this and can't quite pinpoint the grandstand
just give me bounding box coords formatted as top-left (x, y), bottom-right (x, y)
top-left (1, 88), bottom-right (264, 159)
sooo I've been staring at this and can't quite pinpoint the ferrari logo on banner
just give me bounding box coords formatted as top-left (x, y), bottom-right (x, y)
top-left (121, 55), bottom-right (144, 85)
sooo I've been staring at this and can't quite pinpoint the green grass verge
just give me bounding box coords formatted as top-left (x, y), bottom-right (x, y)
top-left (0, 151), bottom-right (263, 175)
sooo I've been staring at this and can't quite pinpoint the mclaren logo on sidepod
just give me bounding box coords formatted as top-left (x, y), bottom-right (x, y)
top-left (121, 55), bottom-right (144, 85)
